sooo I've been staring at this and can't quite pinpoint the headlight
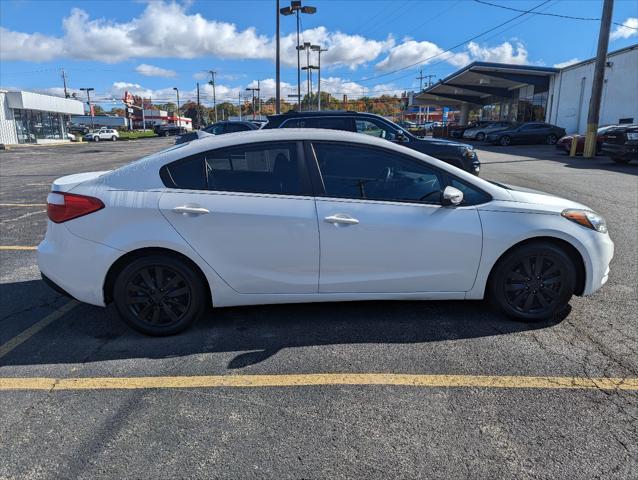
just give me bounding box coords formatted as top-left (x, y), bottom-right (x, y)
top-left (561, 209), bottom-right (608, 233)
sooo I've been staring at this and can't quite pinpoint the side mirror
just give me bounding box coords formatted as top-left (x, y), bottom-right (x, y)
top-left (396, 131), bottom-right (409, 142)
top-left (442, 186), bottom-right (464, 206)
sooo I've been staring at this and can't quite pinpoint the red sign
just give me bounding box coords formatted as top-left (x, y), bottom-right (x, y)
top-left (123, 91), bottom-right (134, 106)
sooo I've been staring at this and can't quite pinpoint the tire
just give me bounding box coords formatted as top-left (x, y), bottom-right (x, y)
top-left (611, 156), bottom-right (631, 164)
top-left (111, 136), bottom-right (117, 141)
top-left (94, 136), bottom-right (100, 142)
top-left (164, 131), bottom-right (170, 137)
top-left (488, 242), bottom-right (576, 322)
top-left (113, 255), bottom-right (206, 336)
top-left (476, 132), bottom-right (485, 141)
top-left (499, 136), bottom-right (511, 146)
top-left (546, 134), bottom-right (558, 145)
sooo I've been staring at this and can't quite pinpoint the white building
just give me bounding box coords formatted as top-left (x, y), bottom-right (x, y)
top-left (415, 43), bottom-right (637, 134)
top-left (0, 90), bottom-right (84, 145)
top-left (546, 44), bottom-right (638, 133)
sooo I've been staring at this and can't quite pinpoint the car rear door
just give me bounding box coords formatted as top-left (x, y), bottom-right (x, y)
top-left (310, 141), bottom-right (483, 293)
top-left (158, 141), bottom-right (319, 294)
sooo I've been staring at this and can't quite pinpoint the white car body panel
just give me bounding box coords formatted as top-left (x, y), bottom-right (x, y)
top-left (37, 129), bottom-right (614, 310)
top-left (315, 198), bottom-right (482, 293)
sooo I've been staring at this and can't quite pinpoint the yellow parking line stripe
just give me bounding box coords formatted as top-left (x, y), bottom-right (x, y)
top-left (0, 373), bottom-right (636, 391)
top-left (0, 300), bottom-right (77, 359)
top-left (0, 246), bottom-right (37, 250)
top-left (0, 203), bottom-right (46, 207)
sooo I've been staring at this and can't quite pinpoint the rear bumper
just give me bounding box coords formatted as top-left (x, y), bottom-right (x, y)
top-left (602, 143), bottom-right (638, 160)
top-left (37, 222), bottom-right (122, 307)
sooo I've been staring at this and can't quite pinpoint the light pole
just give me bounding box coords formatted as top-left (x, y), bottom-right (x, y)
top-left (246, 85), bottom-right (260, 120)
top-left (275, 0), bottom-right (281, 114)
top-left (311, 45), bottom-right (327, 110)
top-left (79, 87), bottom-right (95, 130)
top-left (279, 1), bottom-right (316, 111)
top-left (173, 87), bottom-right (180, 127)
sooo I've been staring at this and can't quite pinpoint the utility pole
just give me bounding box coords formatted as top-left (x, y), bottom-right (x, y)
top-left (583, 0), bottom-right (614, 158)
top-left (173, 87), bottom-right (180, 127)
top-left (246, 85), bottom-right (260, 120)
top-left (416, 68), bottom-right (425, 124)
top-left (196, 83), bottom-right (201, 129)
top-left (79, 87), bottom-right (94, 130)
top-left (61, 69), bottom-right (69, 98)
top-left (209, 70), bottom-right (217, 123)
top-left (275, 0), bottom-right (281, 114)
top-left (257, 80), bottom-right (261, 119)
top-left (238, 92), bottom-right (242, 120)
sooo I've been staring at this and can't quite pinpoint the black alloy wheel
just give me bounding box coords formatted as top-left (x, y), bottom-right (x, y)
top-left (476, 132), bottom-right (485, 141)
top-left (547, 134), bottom-right (558, 145)
top-left (113, 255), bottom-right (206, 335)
top-left (499, 135), bottom-right (511, 146)
top-left (489, 242), bottom-right (576, 321)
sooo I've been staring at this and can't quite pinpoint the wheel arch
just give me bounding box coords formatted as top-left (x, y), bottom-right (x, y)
top-left (103, 247), bottom-right (213, 306)
top-left (486, 236), bottom-right (586, 296)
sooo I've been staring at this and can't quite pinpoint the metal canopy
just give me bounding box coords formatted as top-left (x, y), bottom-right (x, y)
top-left (414, 62), bottom-right (558, 107)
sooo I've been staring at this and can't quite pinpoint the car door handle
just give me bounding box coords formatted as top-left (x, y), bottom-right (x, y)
top-left (324, 214), bottom-right (359, 225)
top-left (172, 205), bottom-right (210, 216)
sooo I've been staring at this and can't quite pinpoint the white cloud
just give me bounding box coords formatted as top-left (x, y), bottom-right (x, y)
top-left (554, 58), bottom-right (580, 68)
top-left (135, 64), bottom-right (176, 78)
top-left (375, 40), bottom-right (529, 72)
top-left (0, 2), bottom-right (392, 69)
top-left (610, 17), bottom-right (638, 41)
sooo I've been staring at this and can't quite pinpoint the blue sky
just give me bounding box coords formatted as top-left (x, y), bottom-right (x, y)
top-left (1, 0), bottom-right (637, 108)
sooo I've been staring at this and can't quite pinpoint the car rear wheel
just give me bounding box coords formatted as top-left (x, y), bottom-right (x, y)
top-left (611, 156), bottom-right (631, 164)
top-left (94, 136), bottom-right (100, 142)
top-left (476, 132), bottom-right (485, 141)
top-left (113, 255), bottom-right (206, 336)
top-left (164, 131), bottom-right (170, 137)
top-left (489, 242), bottom-right (576, 322)
top-left (111, 135), bottom-right (117, 141)
top-left (499, 136), bottom-right (511, 146)
top-left (546, 134), bottom-right (558, 145)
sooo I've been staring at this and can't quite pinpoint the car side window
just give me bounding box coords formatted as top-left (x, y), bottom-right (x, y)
top-left (226, 123), bottom-right (248, 133)
top-left (281, 117), bottom-right (353, 131)
top-left (205, 142), bottom-right (302, 195)
top-left (312, 142), bottom-right (441, 204)
top-left (162, 154), bottom-right (207, 190)
top-left (355, 119), bottom-right (395, 140)
top-left (448, 178), bottom-right (490, 205)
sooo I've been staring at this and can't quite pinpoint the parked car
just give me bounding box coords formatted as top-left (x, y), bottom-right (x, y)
top-left (175, 121), bottom-right (259, 145)
top-left (450, 121), bottom-right (492, 139)
top-left (38, 129), bottom-right (613, 336)
top-left (556, 125), bottom-right (616, 155)
top-left (263, 111), bottom-right (481, 175)
top-left (397, 120), bottom-right (417, 130)
top-left (486, 122), bottom-right (566, 146)
top-left (83, 128), bottom-right (119, 142)
top-left (68, 124), bottom-right (89, 135)
top-left (601, 124), bottom-right (638, 164)
top-left (154, 124), bottom-right (188, 137)
top-left (463, 121), bottom-right (517, 141)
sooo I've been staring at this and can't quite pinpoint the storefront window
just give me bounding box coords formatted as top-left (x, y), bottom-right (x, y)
top-left (12, 109), bottom-right (66, 144)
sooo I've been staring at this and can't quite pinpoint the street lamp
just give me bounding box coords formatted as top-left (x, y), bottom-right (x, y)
top-left (246, 83), bottom-right (261, 120)
top-left (280, 1), bottom-right (316, 111)
top-left (173, 87), bottom-right (180, 127)
top-left (79, 87), bottom-right (95, 130)
top-left (311, 45), bottom-right (327, 110)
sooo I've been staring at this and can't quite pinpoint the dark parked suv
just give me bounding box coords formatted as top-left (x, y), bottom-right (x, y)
top-left (601, 124), bottom-right (638, 164)
top-left (263, 111), bottom-right (480, 175)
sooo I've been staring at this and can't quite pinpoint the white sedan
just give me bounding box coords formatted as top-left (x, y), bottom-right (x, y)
top-left (38, 129), bottom-right (614, 335)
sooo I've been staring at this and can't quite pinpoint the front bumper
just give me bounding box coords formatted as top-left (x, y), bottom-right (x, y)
top-left (602, 143), bottom-right (638, 160)
top-left (582, 232), bottom-right (614, 296)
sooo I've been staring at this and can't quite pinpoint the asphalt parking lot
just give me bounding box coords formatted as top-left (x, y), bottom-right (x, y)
top-left (1, 138), bottom-right (637, 479)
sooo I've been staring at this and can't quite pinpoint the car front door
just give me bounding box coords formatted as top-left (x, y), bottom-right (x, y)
top-left (158, 141), bottom-right (319, 294)
top-left (310, 141), bottom-right (483, 293)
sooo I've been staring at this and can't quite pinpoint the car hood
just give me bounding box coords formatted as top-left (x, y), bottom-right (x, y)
top-left (491, 183), bottom-right (591, 213)
top-left (415, 137), bottom-right (471, 149)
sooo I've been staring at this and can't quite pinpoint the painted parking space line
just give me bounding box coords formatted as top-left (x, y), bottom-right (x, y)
top-left (0, 300), bottom-right (78, 359)
top-left (1, 373), bottom-right (636, 392)
top-left (0, 203), bottom-right (47, 207)
top-left (0, 246), bottom-right (37, 250)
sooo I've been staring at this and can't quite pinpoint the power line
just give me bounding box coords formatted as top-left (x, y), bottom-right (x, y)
top-left (350, 0), bottom-right (552, 85)
top-left (474, 0), bottom-right (638, 30)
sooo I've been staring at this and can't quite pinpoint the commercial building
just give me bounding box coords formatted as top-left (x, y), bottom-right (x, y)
top-left (131, 109), bottom-right (192, 130)
top-left (70, 115), bottom-right (128, 129)
top-left (414, 44), bottom-right (637, 133)
top-left (0, 90), bottom-right (84, 145)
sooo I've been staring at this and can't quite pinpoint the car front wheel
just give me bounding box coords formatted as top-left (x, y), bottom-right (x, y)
top-left (113, 255), bottom-right (206, 336)
top-left (111, 136), bottom-right (117, 141)
top-left (93, 136), bottom-right (100, 142)
top-left (499, 136), bottom-right (511, 146)
top-left (489, 242), bottom-right (576, 321)
top-left (546, 134), bottom-right (558, 145)
top-left (476, 132), bottom-right (485, 141)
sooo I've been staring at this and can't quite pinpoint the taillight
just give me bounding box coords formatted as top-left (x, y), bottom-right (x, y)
top-left (47, 192), bottom-right (104, 223)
